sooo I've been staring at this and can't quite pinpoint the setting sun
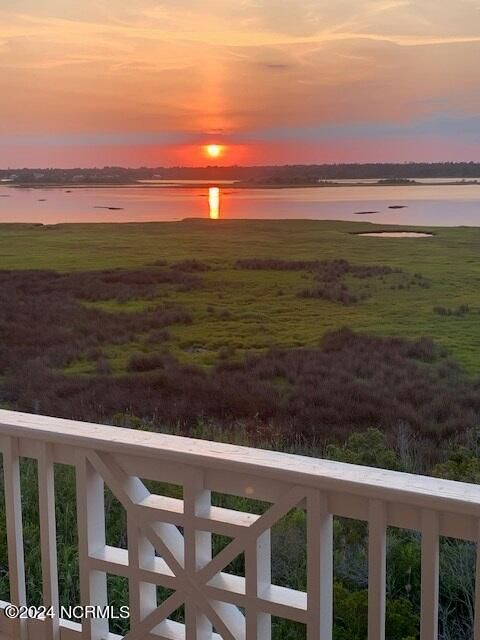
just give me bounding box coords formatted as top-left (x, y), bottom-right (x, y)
top-left (205, 144), bottom-right (223, 159)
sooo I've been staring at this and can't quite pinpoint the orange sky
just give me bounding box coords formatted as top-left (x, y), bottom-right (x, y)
top-left (1, 1), bottom-right (479, 167)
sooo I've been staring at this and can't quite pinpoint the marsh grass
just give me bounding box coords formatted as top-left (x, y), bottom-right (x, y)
top-left (1, 219), bottom-right (480, 637)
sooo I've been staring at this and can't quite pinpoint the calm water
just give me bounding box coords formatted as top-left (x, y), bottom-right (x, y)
top-left (0, 183), bottom-right (480, 226)
top-left (359, 232), bottom-right (433, 238)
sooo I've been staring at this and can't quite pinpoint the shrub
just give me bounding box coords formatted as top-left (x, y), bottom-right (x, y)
top-left (127, 352), bottom-right (169, 372)
top-left (297, 283), bottom-right (360, 305)
top-left (326, 429), bottom-right (400, 470)
top-left (237, 258), bottom-right (419, 306)
top-left (433, 304), bottom-right (470, 317)
top-left (218, 345), bottom-right (236, 359)
top-left (146, 329), bottom-right (171, 344)
top-left (171, 259), bottom-right (211, 272)
top-left (6, 327), bottom-right (479, 445)
top-left (0, 269), bottom-right (193, 374)
top-left (96, 356), bottom-right (111, 375)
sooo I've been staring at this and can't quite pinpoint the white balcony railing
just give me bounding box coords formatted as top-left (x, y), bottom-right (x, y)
top-left (1, 409), bottom-right (480, 639)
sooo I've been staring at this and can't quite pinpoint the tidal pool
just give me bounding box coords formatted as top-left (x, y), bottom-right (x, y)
top-left (358, 231), bottom-right (433, 238)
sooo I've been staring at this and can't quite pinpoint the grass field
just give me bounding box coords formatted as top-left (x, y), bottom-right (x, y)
top-left (1, 220), bottom-right (479, 638)
top-left (2, 219), bottom-right (480, 373)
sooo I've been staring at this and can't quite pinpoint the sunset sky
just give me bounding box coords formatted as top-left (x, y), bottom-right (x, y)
top-left (1, 0), bottom-right (479, 167)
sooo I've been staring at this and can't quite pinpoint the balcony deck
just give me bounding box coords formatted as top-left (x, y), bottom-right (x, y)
top-left (1, 408), bottom-right (480, 639)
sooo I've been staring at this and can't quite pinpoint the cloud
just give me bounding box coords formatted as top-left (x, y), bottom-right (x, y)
top-left (259, 62), bottom-right (291, 70)
top-left (0, 0), bottom-right (479, 163)
top-left (234, 113), bottom-right (480, 142)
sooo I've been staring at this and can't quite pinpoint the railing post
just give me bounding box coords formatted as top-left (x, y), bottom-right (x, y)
top-left (184, 467), bottom-right (212, 640)
top-left (474, 520), bottom-right (480, 640)
top-left (421, 509), bottom-right (439, 640)
top-left (368, 500), bottom-right (387, 640)
top-left (128, 521), bottom-right (157, 627)
top-left (76, 451), bottom-right (109, 640)
top-left (3, 437), bottom-right (27, 640)
top-left (38, 442), bottom-right (60, 640)
top-left (246, 529), bottom-right (271, 639)
top-left (307, 491), bottom-right (333, 640)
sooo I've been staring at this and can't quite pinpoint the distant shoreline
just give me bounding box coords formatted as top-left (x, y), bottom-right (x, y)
top-left (3, 179), bottom-right (480, 190)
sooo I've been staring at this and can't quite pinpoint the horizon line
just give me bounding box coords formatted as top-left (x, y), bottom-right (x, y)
top-left (2, 160), bottom-right (480, 172)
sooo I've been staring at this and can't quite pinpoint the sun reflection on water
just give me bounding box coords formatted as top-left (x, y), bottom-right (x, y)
top-left (208, 186), bottom-right (220, 219)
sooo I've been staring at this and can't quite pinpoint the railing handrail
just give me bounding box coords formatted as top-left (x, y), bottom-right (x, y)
top-left (2, 408), bottom-right (480, 516)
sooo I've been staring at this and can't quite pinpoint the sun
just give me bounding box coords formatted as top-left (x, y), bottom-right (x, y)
top-left (205, 144), bottom-right (223, 159)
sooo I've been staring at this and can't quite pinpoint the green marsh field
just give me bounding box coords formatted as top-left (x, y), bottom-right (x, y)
top-left (2, 219), bottom-right (480, 372)
top-left (2, 219), bottom-right (480, 639)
